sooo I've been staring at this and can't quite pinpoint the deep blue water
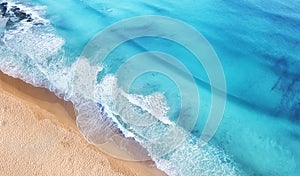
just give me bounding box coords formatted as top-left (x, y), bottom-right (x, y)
top-left (0, 0), bottom-right (300, 175)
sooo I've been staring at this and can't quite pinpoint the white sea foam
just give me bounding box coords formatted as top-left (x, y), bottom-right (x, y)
top-left (123, 92), bottom-right (172, 125)
top-left (90, 70), bottom-right (241, 175)
top-left (71, 57), bottom-right (102, 100)
top-left (0, 0), bottom-right (65, 89)
top-left (152, 137), bottom-right (243, 176)
top-left (95, 74), bottom-right (172, 126)
top-left (2, 0), bottom-right (49, 40)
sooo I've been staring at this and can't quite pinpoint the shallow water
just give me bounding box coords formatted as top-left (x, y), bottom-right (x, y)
top-left (0, 0), bottom-right (300, 175)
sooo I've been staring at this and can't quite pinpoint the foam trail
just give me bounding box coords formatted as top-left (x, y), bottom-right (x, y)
top-left (0, 0), bottom-right (64, 88)
top-left (75, 100), bottom-right (119, 145)
top-left (90, 73), bottom-right (242, 175)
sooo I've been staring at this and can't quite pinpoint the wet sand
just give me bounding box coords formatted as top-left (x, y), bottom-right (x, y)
top-left (0, 71), bottom-right (166, 176)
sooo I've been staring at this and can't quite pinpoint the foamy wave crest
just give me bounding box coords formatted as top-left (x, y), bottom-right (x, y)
top-left (71, 57), bottom-right (172, 139)
top-left (153, 138), bottom-right (242, 176)
top-left (94, 74), bottom-right (241, 175)
top-left (95, 74), bottom-right (172, 126)
top-left (1, 0), bottom-right (49, 40)
top-left (71, 58), bottom-right (102, 100)
top-left (0, 0), bottom-right (65, 90)
top-left (94, 76), bottom-right (242, 175)
top-left (72, 58), bottom-right (242, 175)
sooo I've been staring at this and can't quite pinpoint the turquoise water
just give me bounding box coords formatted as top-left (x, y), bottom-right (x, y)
top-left (1, 0), bottom-right (300, 175)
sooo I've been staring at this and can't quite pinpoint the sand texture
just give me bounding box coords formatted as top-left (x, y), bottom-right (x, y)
top-left (0, 71), bottom-right (165, 176)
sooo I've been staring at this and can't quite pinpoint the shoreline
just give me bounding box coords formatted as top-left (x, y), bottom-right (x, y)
top-left (0, 71), bottom-right (166, 176)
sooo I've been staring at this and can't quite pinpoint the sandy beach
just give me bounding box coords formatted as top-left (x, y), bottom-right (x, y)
top-left (0, 71), bottom-right (165, 176)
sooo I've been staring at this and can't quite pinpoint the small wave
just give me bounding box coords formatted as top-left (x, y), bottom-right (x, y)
top-left (72, 57), bottom-right (241, 175)
top-left (0, 0), bottom-right (48, 40)
top-left (0, 0), bottom-right (64, 88)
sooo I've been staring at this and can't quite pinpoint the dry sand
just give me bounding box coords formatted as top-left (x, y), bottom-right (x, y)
top-left (0, 71), bottom-right (166, 176)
